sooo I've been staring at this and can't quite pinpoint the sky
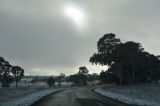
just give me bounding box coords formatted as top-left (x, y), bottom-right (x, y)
top-left (0, 0), bottom-right (160, 75)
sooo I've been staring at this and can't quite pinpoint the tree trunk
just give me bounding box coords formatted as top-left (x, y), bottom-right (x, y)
top-left (16, 81), bottom-right (18, 89)
top-left (118, 64), bottom-right (122, 85)
top-left (58, 81), bottom-right (61, 87)
top-left (132, 64), bottom-right (135, 84)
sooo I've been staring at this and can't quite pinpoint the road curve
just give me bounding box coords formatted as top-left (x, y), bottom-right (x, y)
top-left (31, 87), bottom-right (130, 106)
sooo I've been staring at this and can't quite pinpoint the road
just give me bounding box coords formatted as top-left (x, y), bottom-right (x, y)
top-left (31, 87), bottom-right (130, 106)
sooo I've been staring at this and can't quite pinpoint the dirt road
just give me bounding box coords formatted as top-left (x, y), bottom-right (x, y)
top-left (31, 87), bottom-right (130, 106)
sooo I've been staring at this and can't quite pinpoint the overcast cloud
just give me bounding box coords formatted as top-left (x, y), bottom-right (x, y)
top-left (0, 0), bottom-right (160, 75)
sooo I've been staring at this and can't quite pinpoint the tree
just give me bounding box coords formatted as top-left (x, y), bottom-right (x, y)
top-left (0, 56), bottom-right (25, 88)
top-left (47, 76), bottom-right (55, 88)
top-left (112, 41), bottom-right (144, 84)
top-left (0, 58), bottom-right (13, 87)
top-left (90, 33), bottom-right (160, 84)
top-left (90, 33), bottom-right (122, 84)
top-left (78, 66), bottom-right (89, 75)
top-left (0, 57), bottom-right (5, 84)
top-left (78, 66), bottom-right (89, 85)
top-left (132, 52), bottom-right (160, 83)
top-left (69, 74), bottom-right (80, 85)
top-left (11, 66), bottom-right (24, 89)
top-left (99, 70), bottom-right (107, 83)
top-left (87, 73), bottom-right (99, 81)
top-left (90, 33), bottom-right (121, 66)
top-left (56, 73), bottom-right (65, 87)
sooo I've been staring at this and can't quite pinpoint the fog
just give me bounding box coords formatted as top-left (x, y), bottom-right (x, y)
top-left (0, 0), bottom-right (160, 75)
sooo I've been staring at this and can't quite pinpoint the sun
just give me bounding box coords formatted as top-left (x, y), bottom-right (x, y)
top-left (64, 3), bottom-right (86, 27)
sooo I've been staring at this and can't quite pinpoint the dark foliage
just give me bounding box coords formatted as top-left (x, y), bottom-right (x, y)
top-left (0, 56), bottom-right (24, 88)
top-left (69, 66), bottom-right (90, 86)
top-left (47, 76), bottom-right (55, 88)
top-left (87, 73), bottom-right (99, 81)
top-left (11, 66), bottom-right (24, 88)
top-left (55, 73), bottom-right (65, 87)
top-left (78, 66), bottom-right (89, 85)
top-left (90, 33), bottom-right (160, 84)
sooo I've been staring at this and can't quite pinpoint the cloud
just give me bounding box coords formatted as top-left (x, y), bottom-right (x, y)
top-left (0, 0), bottom-right (160, 75)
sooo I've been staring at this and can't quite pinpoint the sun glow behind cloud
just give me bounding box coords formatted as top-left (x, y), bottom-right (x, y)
top-left (1, 0), bottom-right (160, 75)
top-left (64, 3), bottom-right (86, 28)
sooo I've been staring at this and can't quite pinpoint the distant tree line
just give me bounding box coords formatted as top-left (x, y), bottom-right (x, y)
top-left (46, 66), bottom-right (99, 87)
top-left (90, 33), bottom-right (160, 84)
top-left (68, 66), bottom-right (99, 86)
top-left (0, 56), bottom-right (24, 88)
top-left (46, 73), bottom-right (65, 88)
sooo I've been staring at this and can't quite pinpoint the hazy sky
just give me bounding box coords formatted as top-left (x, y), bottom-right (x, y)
top-left (0, 0), bottom-right (160, 75)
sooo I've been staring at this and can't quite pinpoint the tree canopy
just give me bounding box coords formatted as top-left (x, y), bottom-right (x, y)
top-left (0, 56), bottom-right (24, 88)
top-left (11, 66), bottom-right (24, 88)
top-left (90, 33), bottom-right (160, 84)
top-left (47, 76), bottom-right (55, 88)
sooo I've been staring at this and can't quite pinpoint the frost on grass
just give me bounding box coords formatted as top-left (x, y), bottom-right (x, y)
top-left (95, 84), bottom-right (160, 106)
top-left (0, 82), bottom-right (67, 106)
top-left (0, 88), bottom-right (64, 106)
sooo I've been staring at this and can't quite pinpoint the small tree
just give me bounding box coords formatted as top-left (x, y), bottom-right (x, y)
top-left (11, 66), bottom-right (24, 89)
top-left (78, 66), bottom-right (89, 85)
top-left (56, 73), bottom-right (65, 87)
top-left (47, 76), bottom-right (55, 88)
top-left (78, 66), bottom-right (89, 75)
